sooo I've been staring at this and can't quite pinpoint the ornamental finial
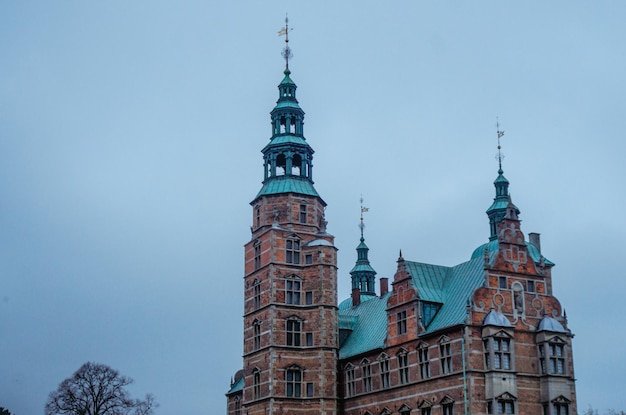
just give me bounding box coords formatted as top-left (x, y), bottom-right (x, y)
top-left (359, 195), bottom-right (369, 240)
top-left (278, 14), bottom-right (293, 70)
top-left (496, 117), bottom-right (505, 173)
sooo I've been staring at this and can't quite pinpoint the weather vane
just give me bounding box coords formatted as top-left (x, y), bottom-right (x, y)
top-left (496, 117), bottom-right (505, 172)
top-left (278, 14), bottom-right (293, 69)
top-left (359, 195), bottom-right (369, 239)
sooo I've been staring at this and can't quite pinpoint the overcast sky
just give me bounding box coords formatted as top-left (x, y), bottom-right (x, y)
top-left (1, 2), bottom-right (625, 414)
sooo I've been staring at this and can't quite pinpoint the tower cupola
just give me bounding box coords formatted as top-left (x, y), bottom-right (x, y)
top-left (253, 20), bottom-right (320, 202)
top-left (486, 123), bottom-right (519, 240)
top-left (349, 200), bottom-right (377, 296)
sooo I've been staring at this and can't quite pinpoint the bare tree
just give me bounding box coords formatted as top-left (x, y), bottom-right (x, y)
top-left (45, 362), bottom-right (155, 415)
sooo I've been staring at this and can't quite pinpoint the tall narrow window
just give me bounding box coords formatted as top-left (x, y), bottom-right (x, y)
top-left (286, 367), bottom-right (302, 397)
top-left (253, 320), bottom-right (261, 350)
top-left (499, 276), bottom-right (508, 289)
top-left (286, 319), bottom-right (301, 347)
top-left (286, 239), bottom-right (300, 264)
top-left (418, 345), bottom-right (430, 379)
top-left (549, 342), bottom-right (565, 374)
top-left (485, 336), bottom-right (513, 371)
top-left (299, 204), bottom-right (307, 223)
top-left (254, 241), bottom-right (261, 270)
top-left (420, 408), bottom-right (432, 415)
top-left (362, 360), bottom-right (372, 392)
top-left (253, 280), bottom-right (261, 310)
top-left (440, 342), bottom-right (452, 374)
top-left (286, 279), bottom-right (301, 305)
top-left (345, 364), bottom-right (356, 397)
top-left (255, 207), bottom-right (261, 228)
top-left (253, 369), bottom-right (261, 400)
top-left (379, 355), bottom-right (390, 388)
top-left (234, 397), bottom-right (241, 415)
top-left (397, 350), bottom-right (409, 384)
top-left (396, 310), bottom-right (407, 335)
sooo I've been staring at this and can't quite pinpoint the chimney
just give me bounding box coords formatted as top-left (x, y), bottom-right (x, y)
top-left (380, 278), bottom-right (389, 296)
top-left (352, 288), bottom-right (361, 307)
top-left (529, 232), bottom-right (541, 253)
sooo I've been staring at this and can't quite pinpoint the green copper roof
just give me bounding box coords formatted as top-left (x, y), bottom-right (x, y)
top-left (280, 70), bottom-right (295, 85)
top-left (350, 263), bottom-right (377, 273)
top-left (470, 239), bottom-right (554, 266)
top-left (413, 257), bottom-right (485, 333)
top-left (338, 293), bottom-right (391, 359)
top-left (262, 134), bottom-right (308, 151)
top-left (254, 176), bottom-right (320, 199)
top-left (338, 257), bottom-right (487, 359)
top-left (226, 374), bottom-right (243, 395)
top-left (486, 199), bottom-right (511, 212)
top-left (274, 100), bottom-right (302, 110)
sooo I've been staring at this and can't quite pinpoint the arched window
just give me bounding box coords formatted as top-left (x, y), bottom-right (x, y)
top-left (377, 353), bottom-right (390, 388)
top-left (276, 153), bottom-right (286, 175)
top-left (234, 396), bottom-right (241, 415)
top-left (253, 319), bottom-right (261, 350)
top-left (397, 348), bottom-right (409, 384)
top-left (252, 368), bottom-right (261, 400)
top-left (418, 343), bottom-right (430, 379)
top-left (253, 240), bottom-right (261, 270)
top-left (252, 279), bottom-right (261, 310)
top-left (344, 363), bottom-right (356, 397)
top-left (438, 336), bottom-right (452, 374)
top-left (293, 154), bottom-right (302, 176)
top-left (361, 359), bottom-right (372, 392)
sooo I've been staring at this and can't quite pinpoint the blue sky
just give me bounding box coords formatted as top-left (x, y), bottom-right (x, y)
top-left (1, 2), bottom-right (625, 414)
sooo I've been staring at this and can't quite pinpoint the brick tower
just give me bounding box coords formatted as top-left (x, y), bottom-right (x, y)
top-left (229, 22), bottom-right (339, 415)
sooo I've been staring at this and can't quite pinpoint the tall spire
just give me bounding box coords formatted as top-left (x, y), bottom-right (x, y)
top-left (486, 119), bottom-right (519, 240)
top-left (253, 18), bottom-right (321, 202)
top-left (350, 197), bottom-right (377, 296)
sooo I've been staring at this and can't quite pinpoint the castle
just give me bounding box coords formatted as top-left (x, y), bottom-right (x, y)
top-left (226, 34), bottom-right (577, 415)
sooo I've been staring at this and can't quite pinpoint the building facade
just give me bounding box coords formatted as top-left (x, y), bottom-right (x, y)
top-left (227, 60), bottom-right (576, 415)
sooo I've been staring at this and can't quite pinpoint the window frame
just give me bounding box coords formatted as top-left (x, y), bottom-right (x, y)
top-left (378, 354), bottom-right (390, 388)
top-left (396, 310), bottom-right (407, 335)
top-left (286, 238), bottom-right (301, 264)
top-left (361, 359), bottom-right (372, 392)
top-left (285, 277), bottom-right (302, 305)
top-left (440, 341), bottom-right (452, 374)
top-left (397, 350), bottom-right (409, 384)
top-left (286, 318), bottom-right (302, 347)
top-left (285, 366), bottom-right (302, 397)
top-left (345, 364), bottom-right (356, 397)
top-left (418, 344), bottom-right (430, 379)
